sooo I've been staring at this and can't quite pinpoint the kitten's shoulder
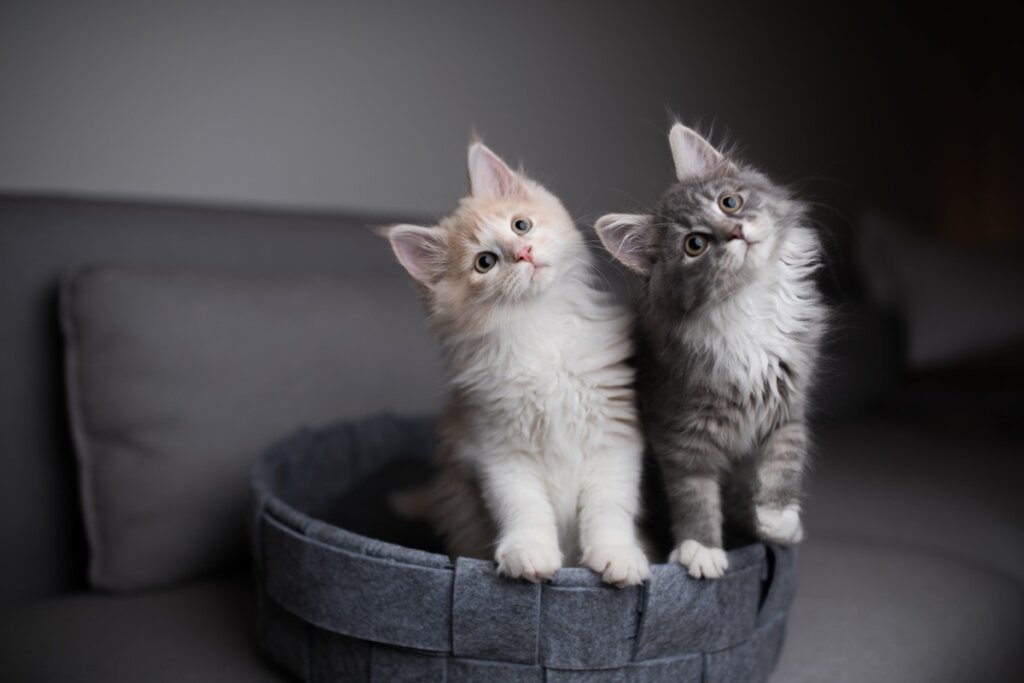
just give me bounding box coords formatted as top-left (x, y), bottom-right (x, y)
top-left (780, 223), bottom-right (825, 272)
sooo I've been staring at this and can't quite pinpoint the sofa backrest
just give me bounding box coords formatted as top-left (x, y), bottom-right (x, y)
top-left (0, 194), bottom-right (427, 604)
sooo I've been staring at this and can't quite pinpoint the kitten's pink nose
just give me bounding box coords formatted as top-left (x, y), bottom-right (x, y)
top-left (728, 224), bottom-right (745, 241)
top-left (515, 244), bottom-right (535, 265)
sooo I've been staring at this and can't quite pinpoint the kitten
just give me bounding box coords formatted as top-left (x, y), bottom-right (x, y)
top-left (381, 140), bottom-right (649, 586)
top-left (595, 124), bottom-right (827, 579)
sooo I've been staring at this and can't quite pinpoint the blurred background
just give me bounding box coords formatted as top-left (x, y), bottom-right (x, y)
top-left (5, 0), bottom-right (1022, 413)
top-left (2, 1), bottom-right (1020, 238)
top-left (1, 1), bottom-right (1021, 682)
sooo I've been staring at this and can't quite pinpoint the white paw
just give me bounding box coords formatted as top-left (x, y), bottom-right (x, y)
top-left (495, 542), bottom-right (562, 582)
top-left (582, 544), bottom-right (651, 587)
top-left (669, 539), bottom-right (729, 579)
top-left (756, 504), bottom-right (804, 545)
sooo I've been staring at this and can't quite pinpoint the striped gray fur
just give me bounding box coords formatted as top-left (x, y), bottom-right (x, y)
top-left (596, 125), bottom-right (827, 574)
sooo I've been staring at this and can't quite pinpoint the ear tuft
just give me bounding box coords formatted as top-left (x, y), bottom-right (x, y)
top-left (594, 213), bottom-right (654, 275)
top-left (669, 123), bottom-right (725, 181)
top-left (382, 224), bottom-right (444, 286)
top-left (468, 142), bottom-right (521, 198)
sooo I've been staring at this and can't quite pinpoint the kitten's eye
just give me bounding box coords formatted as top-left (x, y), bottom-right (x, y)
top-left (683, 234), bottom-right (709, 257)
top-left (474, 251), bottom-right (498, 273)
top-left (511, 217), bottom-right (533, 234)
top-left (718, 193), bottom-right (743, 214)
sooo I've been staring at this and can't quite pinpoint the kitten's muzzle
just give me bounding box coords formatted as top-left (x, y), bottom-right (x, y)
top-left (728, 224), bottom-right (758, 247)
top-left (515, 244), bottom-right (536, 266)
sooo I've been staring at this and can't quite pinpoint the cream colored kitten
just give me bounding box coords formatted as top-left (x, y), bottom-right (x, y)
top-left (382, 141), bottom-right (649, 586)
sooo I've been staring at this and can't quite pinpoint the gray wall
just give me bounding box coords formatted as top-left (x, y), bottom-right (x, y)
top-left (0, 1), bottom-right (866, 222)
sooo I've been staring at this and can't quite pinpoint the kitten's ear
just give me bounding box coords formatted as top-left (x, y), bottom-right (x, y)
top-left (380, 224), bottom-right (444, 287)
top-left (595, 213), bottom-right (654, 275)
top-left (468, 142), bottom-right (522, 198)
top-left (669, 123), bottom-right (725, 181)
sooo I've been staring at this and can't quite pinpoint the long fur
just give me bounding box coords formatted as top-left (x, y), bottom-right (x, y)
top-left (596, 124), bottom-right (827, 579)
top-left (382, 142), bottom-right (649, 586)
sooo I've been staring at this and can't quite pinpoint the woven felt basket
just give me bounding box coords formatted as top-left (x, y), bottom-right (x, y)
top-left (250, 415), bottom-right (797, 682)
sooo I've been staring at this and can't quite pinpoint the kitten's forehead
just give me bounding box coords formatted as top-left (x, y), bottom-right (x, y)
top-left (439, 192), bottom-right (568, 267)
top-left (656, 182), bottom-right (719, 226)
top-left (655, 165), bottom-right (775, 223)
top-left (449, 198), bottom-right (527, 244)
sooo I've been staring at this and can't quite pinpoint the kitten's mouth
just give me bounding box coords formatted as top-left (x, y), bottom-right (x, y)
top-left (728, 238), bottom-right (759, 266)
top-left (519, 260), bottom-right (548, 278)
top-left (729, 239), bottom-right (756, 254)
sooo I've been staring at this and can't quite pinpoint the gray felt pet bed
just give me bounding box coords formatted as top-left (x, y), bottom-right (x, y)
top-left (250, 415), bottom-right (797, 682)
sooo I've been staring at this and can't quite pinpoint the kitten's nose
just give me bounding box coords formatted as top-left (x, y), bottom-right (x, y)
top-left (728, 224), bottom-right (745, 241)
top-left (515, 244), bottom-right (535, 265)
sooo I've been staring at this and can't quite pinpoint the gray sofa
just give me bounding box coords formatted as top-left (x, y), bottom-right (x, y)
top-left (1, 194), bottom-right (1021, 682)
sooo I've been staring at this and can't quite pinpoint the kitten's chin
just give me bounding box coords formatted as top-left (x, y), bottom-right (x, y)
top-left (504, 264), bottom-right (559, 303)
top-left (725, 238), bottom-right (773, 275)
top-left (528, 264), bottom-right (556, 289)
top-left (722, 241), bottom-right (752, 272)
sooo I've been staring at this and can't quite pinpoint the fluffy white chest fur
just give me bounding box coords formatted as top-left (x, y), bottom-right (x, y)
top-left (388, 139), bottom-right (649, 586)
top-left (446, 286), bottom-right (640, 562)
top-left (680, 228), bottom-right (822, 443)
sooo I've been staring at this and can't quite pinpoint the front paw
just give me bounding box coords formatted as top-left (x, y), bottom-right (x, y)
top-left (669, 539), bottom-right (729, 579)
top-left (495, 542), bottom-right (562, 582)
top-left (582, 544), bottom-right (650, 587)
top-left (756, 504), bottom-right (804, 545)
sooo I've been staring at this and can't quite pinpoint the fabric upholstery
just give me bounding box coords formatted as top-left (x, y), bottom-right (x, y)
top-left (773, 412), bottom-right (1024, 681)
top-left (0, 194), bottom-right (427, 603)
top-left (0, 575), bottom-right (288, 683)
top-left (0, 193), bottom-right (897, 602)
top-left (804, 415), bottom-right (1024, 584)
top-left (1, 536), bottom-right (1019, 683)
top-left (775, 538), bottom-right (1024, 682)
top-left (452, 557), bottom-right (541, 663)
top-left (262, 515), bottom-right (455, 651)
top-left (61, 266), bottom-right (443, 591)
top-left (2, 193), bottom-right (1020, 681)
top-left (857, 208), bottom-right (1024, 368)
top-left (251, 415), bottom-right (796, 682)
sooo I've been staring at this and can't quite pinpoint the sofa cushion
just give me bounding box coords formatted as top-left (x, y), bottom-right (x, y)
top-left (773, 537), bottom-right (1024, 682)
top-left (857, 209), bottom-right (1024, 369)
top-left (771, 411), bottom-right (1024, 681)
top-left (61, 266), bottom-right (442, 591)
top-left (805, 415), bottom-right (1024, 584)
top-left (0, 575), bottom-right (288, 683)
top-left (0, 195), bottom-right (431, 604)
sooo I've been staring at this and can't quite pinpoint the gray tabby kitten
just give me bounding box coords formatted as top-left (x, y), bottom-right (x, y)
top-left (595, 124), bottom-right (827, 579)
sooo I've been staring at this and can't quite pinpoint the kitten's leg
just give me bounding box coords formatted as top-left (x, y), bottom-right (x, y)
top-left (578, 438), bottom-right (650, 587)
top-left (665, 472), bottom-right (729, 579)
top-left (754, 421), bottom-right (808, 545)
top-left (480, 455), bottom-right (563, 582)
top-left (429, 459), bottom-right (496, 561)
top-left (657, 426), bottom-right (731, 579)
